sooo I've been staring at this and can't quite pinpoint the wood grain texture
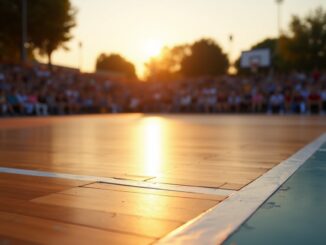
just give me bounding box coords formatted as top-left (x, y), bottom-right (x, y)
top-left (32, 186), bottom-right (218, 222)
top-left (0, 173), bottom-right (222, 244)
top-left (0, 211), bottom-right (153, 245)
top-left (0, 115), bottom-right (325, 244)
top-left (1, 115), bottom-right (325, 190)
top-left (85, 182), bottom-right (226, 201)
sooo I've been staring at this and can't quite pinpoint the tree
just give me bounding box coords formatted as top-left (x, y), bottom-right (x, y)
top-left (29, 0), bottom-right (76, 66)
top-left (0, 0), bottom-right (76, 65)
top-left (144, 38), bottom-right (228, 80)
top-left (280, 7), bottom-right (326, 71)
top-left (145, 45), bottom-right (190, 81)
top-left (95, 53), bottom-right (137, 79)
top-left (0, 0), bottom-right (21, 62)
top-left (181, 39), bottom-right (229, 77)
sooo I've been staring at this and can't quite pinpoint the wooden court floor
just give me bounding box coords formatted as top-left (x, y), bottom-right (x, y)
top-left (0, 114), bottom-right (325, 244)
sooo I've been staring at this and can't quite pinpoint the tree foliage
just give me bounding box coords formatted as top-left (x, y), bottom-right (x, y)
top-left (29, 0), bottom-right (76, 65)
top-left (145, 45), bottom-right (190, 81)
top-left (145, 39), bottom-right (229, 80)
top-left (236, 7), bottom-right (326, 73)
top-left (181, 39), bottom-right (229, 77)
top-left (0, 0), bottom-right (76, 64)
top-left (0, 0), bottom-right (22, 62)
top-left (95, 53), bottom-right (137, 79)
top-left (280, 7), bottom-right (326, 71)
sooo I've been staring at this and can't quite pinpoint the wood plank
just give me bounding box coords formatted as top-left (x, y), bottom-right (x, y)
top-left (32, 187), bottom-right (219, 222)
top-left (85, 183), bottom-right (226, 201)
top-left (0, 115), bottom-right (325, 243)
top-left (1, 115), bottom-right (326, 190)
top-left (0, 211), bottom-right (154, 245)
top-left (0, 235), bottom-right (37, 245)
top-left (60, 186), bottom-right (219, 209)
top-left (0, 197), bottom-right (181, 239)
top-left (148, 177), bottom-right (225, 188)
top-left (0, 173), bottom-right (88, 188)
top-left (0, 173), bottom-right (90, 200)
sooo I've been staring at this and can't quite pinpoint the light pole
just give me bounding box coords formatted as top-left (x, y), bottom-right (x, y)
top-left (275, 0), bottom-right (284, 38)
top-left (78, 41), bottom-right (83, 71)
top-left (228, 34), bottom-right (235, 74)
top-left (228, 34), bottom-right (233, 60)
top-left (21, 0), bottom-right (27, 63)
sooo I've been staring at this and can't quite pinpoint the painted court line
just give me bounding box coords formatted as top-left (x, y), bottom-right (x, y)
top-left (0, 167), bottom-right (234, 196)
top-left (157, 133), bottom-right (326, 245)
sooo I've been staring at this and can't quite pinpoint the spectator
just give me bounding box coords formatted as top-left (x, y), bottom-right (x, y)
top-left (251, 89), bottom-right (264, 113)
top-left (321, 85), bottom-right (326, 114)
top-left (7, 89), bottom-right (23, 115)
top-left (268, 91), bottom-right (284, 114)
top-left (284, 89), bottom-right (293, 113)
top-left (0, 90), bottom-right (9, 115)
top-left (0, 64), bottom-right (325, 116)
top-left (228, 91), bottom-right (242, 113)
top-left (308, 86), bottom-right (322, 114)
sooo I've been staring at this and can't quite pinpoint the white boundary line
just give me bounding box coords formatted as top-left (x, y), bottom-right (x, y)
top-left (0, 167), bottom-right (234, 196)
top-left (157, 133), bottom-right (326, 245)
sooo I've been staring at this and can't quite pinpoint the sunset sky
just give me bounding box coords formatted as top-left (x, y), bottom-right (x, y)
top-left (47, 0), bottom-right (325, 77)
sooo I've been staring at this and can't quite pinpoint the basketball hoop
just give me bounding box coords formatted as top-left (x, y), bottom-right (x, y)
top-left (250, 57), bottom-right (261, 73)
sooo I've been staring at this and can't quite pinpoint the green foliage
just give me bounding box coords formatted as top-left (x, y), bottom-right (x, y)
top-left (0, 0), bottom-right (76, 64)
top-left (145, 45), bottom-right (190, 81)
top-left (95, 53), bottom-right (137, 79)
top-left (235, 6), bottom-right (326, 73)
top-left (181, 39), bottom-right (229, 77)
top-left (280, 7), bottom-right (326, 71)
top-left (0, 0), bottom-right (21, 62)
top-left (29, 0), bottom-right (76, 65)
top-left (145, 39), bottom-right (229, 80)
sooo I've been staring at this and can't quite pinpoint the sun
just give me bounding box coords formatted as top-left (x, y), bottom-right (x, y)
top-left (144, 39), bottom-right (163, 59)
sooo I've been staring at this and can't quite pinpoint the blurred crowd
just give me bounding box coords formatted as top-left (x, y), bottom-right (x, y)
top-left (1, 64), bottom-right (326, 116)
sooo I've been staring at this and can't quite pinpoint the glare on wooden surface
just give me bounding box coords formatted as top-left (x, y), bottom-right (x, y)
top-left (142, 117), bottom-right (164, 176)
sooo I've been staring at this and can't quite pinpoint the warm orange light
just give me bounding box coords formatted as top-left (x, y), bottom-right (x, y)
top-left (143, 39), bottom-right (163, 59)
top-left (142, 117), bottom-right (164, 176)
top-left (228, 65), bottom-right (237, 75)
